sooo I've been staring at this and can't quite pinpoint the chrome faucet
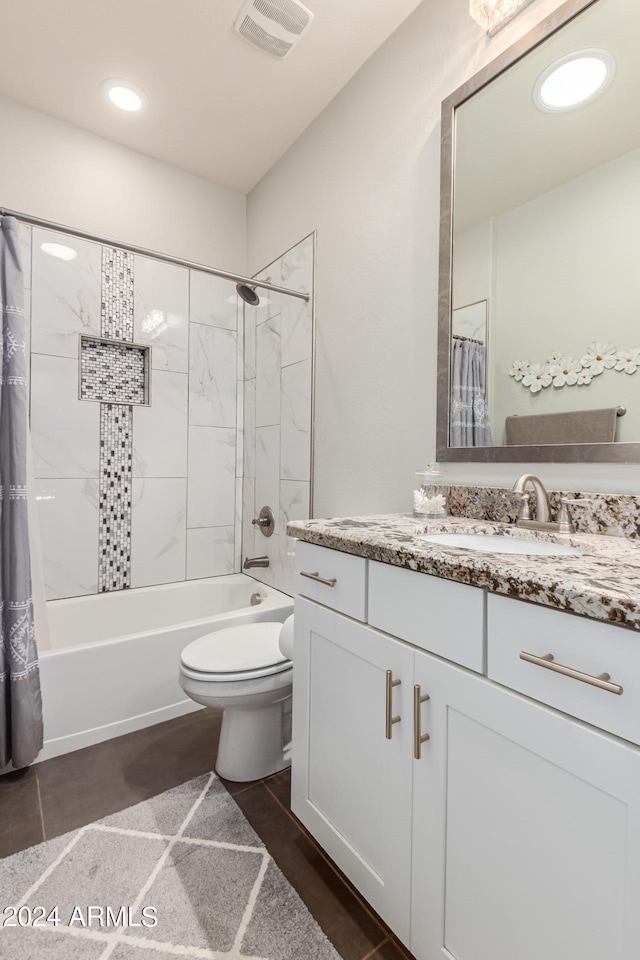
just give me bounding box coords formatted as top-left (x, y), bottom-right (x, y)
top-left (244, 555), bottom-right (270, 569)
top-left (511, 474), bottom-right (552, 527)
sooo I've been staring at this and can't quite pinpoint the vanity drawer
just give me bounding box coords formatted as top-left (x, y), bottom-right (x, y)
top-left (488, 594), bottom-right (640, 744)
top-left (367, 560), bottom-right (485, 671)
top-left (294, 541), bottom-right (367, 621)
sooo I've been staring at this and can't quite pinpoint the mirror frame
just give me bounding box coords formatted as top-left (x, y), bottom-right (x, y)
top-left (436, 0), bottom-right (640, 463)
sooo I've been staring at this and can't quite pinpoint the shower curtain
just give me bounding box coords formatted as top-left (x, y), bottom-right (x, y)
top-left (0, 216), bottom-right (43, 769)
top-left (450, 336), bottom-right (493, 447)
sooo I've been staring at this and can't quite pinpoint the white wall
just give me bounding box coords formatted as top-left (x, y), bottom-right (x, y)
top-left (454, 147), bottom-right (640, 445)
top-left (247, 0), bottom-right (640, 510)
top-left (452, 220), bottom-right (493, 314)
top-left (489, 147), bottom-right (640, 443)
top-left (0, 95), bottom-right (245, 270)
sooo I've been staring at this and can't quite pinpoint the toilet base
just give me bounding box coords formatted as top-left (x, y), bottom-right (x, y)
top-left (216, 695), bottom-right (292, 782)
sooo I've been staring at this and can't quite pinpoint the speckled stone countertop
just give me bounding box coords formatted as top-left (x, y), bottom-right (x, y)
top-left (286, 514), bottom-right (640, 632)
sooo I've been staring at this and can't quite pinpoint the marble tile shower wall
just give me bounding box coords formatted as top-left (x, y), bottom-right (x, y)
top-left (28, 226), bottom-right (243, 599)
top-left (242, 234), bottom-right (314, 596)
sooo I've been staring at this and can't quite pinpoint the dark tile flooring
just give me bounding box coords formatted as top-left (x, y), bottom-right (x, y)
top-left (0, 709), bottom-right (414, 960)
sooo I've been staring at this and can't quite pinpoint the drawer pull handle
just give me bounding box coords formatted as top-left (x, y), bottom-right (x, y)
top-left (413, 684), bottom-right (430, 759)
top-left (385, 670), bottom-right (401, 739)
top-left (520, 651), bottom-right (624, 696)
top-left (300, 570), bottom-right (337, 587)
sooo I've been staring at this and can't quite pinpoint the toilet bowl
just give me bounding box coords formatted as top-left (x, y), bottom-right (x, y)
top-left (179, 616), bottom-right (294, 782)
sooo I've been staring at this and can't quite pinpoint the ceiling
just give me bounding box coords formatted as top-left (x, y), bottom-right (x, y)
top-left (0, 0), bottom-right (425, 194)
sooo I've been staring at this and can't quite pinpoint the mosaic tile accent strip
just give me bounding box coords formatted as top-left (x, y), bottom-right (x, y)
top-left (80, 336), bottom-right (149, 405)
top-left (99, 403), bottom-right (133, 592)
top-left (102, 247), bottom-right (134, 341)
top-left (98, 247), bottom-right (137, 591)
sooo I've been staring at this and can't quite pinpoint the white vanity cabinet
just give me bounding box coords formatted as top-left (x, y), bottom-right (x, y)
top-left (292, 596), bottom-right (415, 941)
top-left (291, 542), bottom-right (640, 960)
top-left (292, 545), bottom-right (485, 943)
top-left (412, 649), bottom-right (640, 960)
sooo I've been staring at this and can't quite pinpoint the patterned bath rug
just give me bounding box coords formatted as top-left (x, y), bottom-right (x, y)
top-left (0, 773), bottom-right (343, 960)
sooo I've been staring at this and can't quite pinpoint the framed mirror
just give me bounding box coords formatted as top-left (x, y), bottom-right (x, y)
top-left (437, 0), bottom-right (640, 463)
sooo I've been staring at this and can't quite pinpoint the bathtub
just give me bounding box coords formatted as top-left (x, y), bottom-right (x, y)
top-left (37, 575), bottom-right (293, 762)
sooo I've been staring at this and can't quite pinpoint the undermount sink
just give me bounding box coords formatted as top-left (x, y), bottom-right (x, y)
top-left (419, 532), bottom-right (583, 557)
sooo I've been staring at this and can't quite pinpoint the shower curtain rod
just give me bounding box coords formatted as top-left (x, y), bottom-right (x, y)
top-left (0, 207), bottom-right (310, 302)
top-left (452, 333), bottom-right (484, 345)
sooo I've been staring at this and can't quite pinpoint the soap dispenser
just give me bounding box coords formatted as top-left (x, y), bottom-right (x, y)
top-left (413, 464), bottom-right (448, 518)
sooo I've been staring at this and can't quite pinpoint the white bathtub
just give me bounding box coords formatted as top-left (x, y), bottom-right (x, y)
top-left (38, 575), bottom-right (293, 762)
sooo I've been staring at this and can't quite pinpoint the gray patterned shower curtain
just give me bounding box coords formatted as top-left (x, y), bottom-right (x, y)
top-left (0, 216), bottom-right (43, 769)
top-left (450, 336), bottom-right (493, 447)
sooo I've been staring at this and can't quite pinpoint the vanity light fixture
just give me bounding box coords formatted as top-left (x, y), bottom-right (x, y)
top-left (40, 242), bottom-right (77, 261)
top-left (469, 0), bottom-right (534, 36)
top-left (533, 49), bottom-right (615, 112)
top-left (100, 78), bottom-right (148, 113)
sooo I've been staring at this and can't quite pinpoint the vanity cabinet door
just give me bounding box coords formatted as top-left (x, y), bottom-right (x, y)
top-left (291, 596), bottom-right (414, 943)
top-left (411, 653), bottom-right (640, 960)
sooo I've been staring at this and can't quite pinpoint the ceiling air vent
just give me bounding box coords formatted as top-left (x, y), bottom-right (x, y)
top-left (234, 0), bottom-right (314, 58)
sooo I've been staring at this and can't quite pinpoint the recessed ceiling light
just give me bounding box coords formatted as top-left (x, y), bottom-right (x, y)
top-left (41, 242), bottom-right (78, 261)
top-left (101, 78), bottom-right (148, 113)
top-left (534, 49), bottom-right (615, 113)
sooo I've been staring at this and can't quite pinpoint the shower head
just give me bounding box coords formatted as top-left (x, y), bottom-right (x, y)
top-left (236, 282), bottom-right (260, 306)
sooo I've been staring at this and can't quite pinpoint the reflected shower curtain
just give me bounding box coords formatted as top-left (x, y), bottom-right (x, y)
top-left (0, 216), bottom-right (43, 769)
top-left (450, 337), bottom-right (493, 447)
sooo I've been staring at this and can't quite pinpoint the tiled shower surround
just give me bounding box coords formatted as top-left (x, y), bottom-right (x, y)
top-left (26, 225), bottom-right (314, 600)
top-left (241, 235), bottom-right (314, 594)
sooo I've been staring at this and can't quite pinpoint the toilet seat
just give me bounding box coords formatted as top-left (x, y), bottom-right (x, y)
top-left (180, 621), bottom-right (291, 683)
top-left (178, 613), bottom-right (295, 782)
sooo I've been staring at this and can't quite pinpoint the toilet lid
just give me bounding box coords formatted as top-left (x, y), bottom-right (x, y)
top-left (180, 622), bottom-right (288, 675)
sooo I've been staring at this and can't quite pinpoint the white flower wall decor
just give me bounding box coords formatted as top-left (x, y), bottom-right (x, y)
top-left (580, 342), bottom-right (617, 375)
top-left (521, 363), bottom-right (552, 393)
top-left (509, 342), bottom-right (640, 393)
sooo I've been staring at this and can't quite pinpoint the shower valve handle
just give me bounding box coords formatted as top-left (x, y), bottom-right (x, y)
top-left (252, 506), bottom-right (275, 537)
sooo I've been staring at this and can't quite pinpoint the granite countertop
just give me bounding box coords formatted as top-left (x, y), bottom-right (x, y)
top-left (286, 514), bottom-right (640, 632)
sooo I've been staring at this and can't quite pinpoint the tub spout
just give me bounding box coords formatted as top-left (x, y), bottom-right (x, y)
top-left (244, 556), bottom-right (270, 569)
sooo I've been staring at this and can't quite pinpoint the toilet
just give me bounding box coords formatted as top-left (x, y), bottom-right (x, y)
top-left (179, 615), bottom-right (294, 782)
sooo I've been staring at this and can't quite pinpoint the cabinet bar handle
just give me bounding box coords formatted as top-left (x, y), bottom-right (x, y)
top-left (300, 570), bottom-right (337, 587)
top-left (520, 651), bottom-right (623, 696)
top-left (413, 684), bottom-right (430, 759)
top-left (385, 670), bottom-right (401, 739)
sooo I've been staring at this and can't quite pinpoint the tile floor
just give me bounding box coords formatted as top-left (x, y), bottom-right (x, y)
top-left (0, 710), bottom-right (414, 960)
